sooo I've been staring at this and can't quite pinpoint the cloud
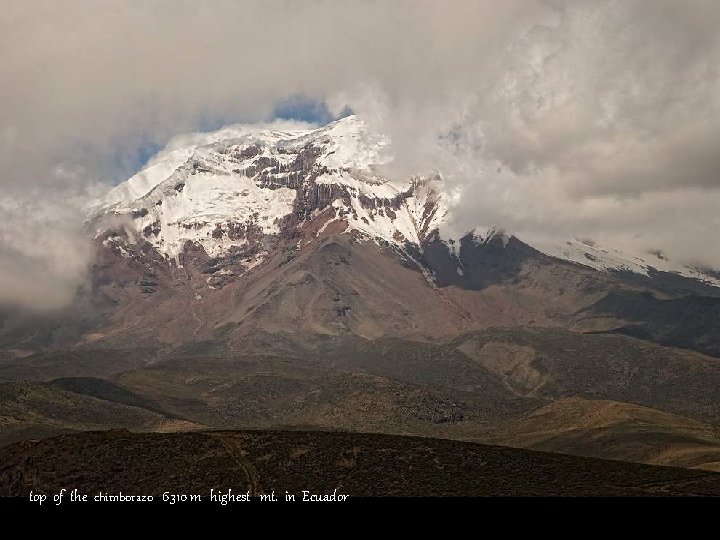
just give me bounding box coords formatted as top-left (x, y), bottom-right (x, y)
top-left (433, 0), bottom-right (720, 267)
top-left (0, 186), bottom-right (93, 311)
top-left (1, 0), bottom-right (719, 310)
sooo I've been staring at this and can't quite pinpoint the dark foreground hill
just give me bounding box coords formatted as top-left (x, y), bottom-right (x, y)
top-left (2, 429), bottom-right (720, 497)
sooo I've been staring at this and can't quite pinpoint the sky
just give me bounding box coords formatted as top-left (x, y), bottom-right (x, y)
top-left (1, 0), bottom-right (720, 311)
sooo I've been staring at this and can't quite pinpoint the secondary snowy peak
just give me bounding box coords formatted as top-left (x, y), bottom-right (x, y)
top-left (91, 115), bottom-right (446, 263)
top-left (526, 236), bottom-right (720, 288)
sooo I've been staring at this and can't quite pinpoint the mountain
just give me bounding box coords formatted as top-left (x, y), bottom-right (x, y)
top-left (2, 115), bottom-right (720, 486)
top-left (72, 115), bottom-right (719, 351)
top-left (89, 114), bottom-right (719, 290)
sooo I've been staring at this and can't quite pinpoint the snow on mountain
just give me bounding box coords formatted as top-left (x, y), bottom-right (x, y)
top-left (525, 236), bottom-right (720, 288)
top-left (90, 115), bottom-right (719, 288)
top-left (91, 115), bottom-right (446, 264)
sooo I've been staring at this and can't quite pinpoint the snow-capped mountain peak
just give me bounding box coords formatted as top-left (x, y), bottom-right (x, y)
top-left (91, 115), bottom-right (446, 265)
top-left (90, 115), bottom-right (719, 289)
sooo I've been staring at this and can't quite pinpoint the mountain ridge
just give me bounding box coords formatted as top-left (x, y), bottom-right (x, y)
top-left (89, 115), bottom-right (720, 290)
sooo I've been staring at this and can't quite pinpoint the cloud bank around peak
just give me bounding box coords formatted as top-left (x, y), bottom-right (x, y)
top-left (1, 0), bottom-right (719, 310)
